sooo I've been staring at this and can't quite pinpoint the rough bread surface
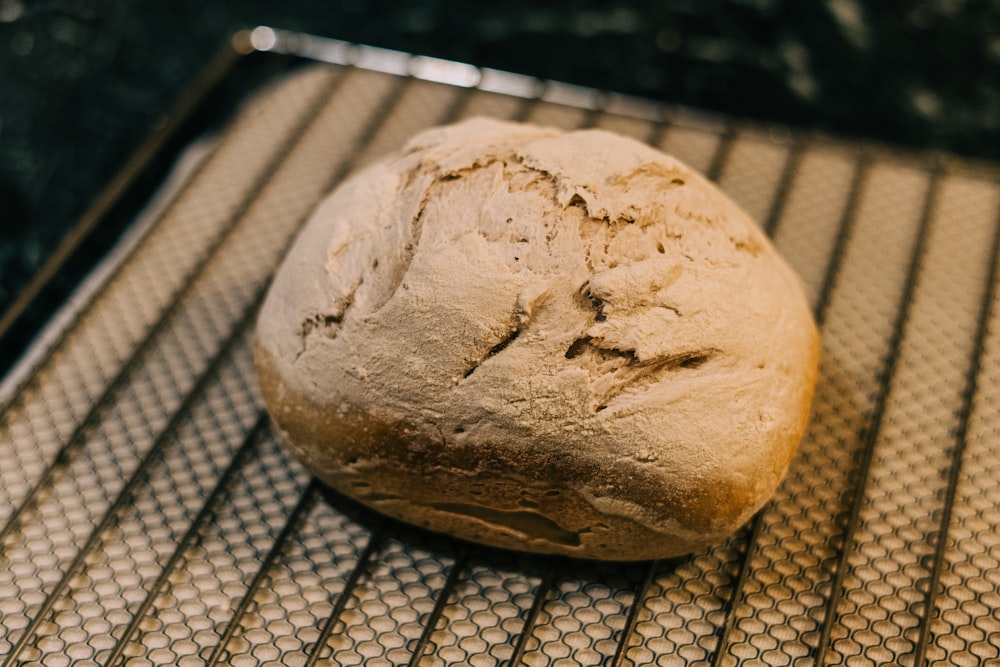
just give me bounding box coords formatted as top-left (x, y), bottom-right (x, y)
top-left (254, 118), bottom-right (819, 560)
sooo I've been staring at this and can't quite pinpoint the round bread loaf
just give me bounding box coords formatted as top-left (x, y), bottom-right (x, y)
top-left (254, 118), bottom-right (819, 560)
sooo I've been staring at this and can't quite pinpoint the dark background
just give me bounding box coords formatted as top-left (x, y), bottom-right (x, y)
top-left (1, 0), bottom-right (999, 345)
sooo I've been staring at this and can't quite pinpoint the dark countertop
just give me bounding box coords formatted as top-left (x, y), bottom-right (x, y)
top-left (1, 0), bottom-right (998, 369)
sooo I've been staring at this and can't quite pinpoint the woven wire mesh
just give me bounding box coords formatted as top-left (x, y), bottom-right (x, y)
top-left (2, 38), bottom-right (1000, 667)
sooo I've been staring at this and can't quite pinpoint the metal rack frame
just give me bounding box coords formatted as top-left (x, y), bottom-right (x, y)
top-left (1, 26), bottom-right (999, 666)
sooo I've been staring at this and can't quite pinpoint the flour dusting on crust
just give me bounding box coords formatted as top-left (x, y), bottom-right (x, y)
top-left (254, 118), bottom-right (819, 560)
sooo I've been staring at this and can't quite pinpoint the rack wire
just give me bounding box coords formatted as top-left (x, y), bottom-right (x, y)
top-left (2, 26), bottom-right (999, 667)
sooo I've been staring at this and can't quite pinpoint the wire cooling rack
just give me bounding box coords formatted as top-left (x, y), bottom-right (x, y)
top-left (2, 26), bottom-right (999, 667)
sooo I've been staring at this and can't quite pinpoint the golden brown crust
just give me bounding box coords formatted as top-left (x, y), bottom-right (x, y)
top-left (253, 118), bottom-right (820, 560)
top-left (254, 324), bottom-right (818, 560)
top-left (256, 342), bottom-right (705, 560)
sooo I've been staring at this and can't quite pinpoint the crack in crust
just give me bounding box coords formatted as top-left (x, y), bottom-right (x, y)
top-left (296, 281), bottom-right (361, 361)
top-left (564, 334), bottom-right (718, 412)
top-left (428, 501), bottom-right (583, 546)
top-left (461, 320), bottom-right (523, 382)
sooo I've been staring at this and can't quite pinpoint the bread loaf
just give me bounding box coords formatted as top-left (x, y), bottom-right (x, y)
top-left (254, 118), bottom-right (819, 560)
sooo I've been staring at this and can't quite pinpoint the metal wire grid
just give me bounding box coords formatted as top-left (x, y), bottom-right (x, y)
top-left (1, 35), bottom-right (999, 666)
